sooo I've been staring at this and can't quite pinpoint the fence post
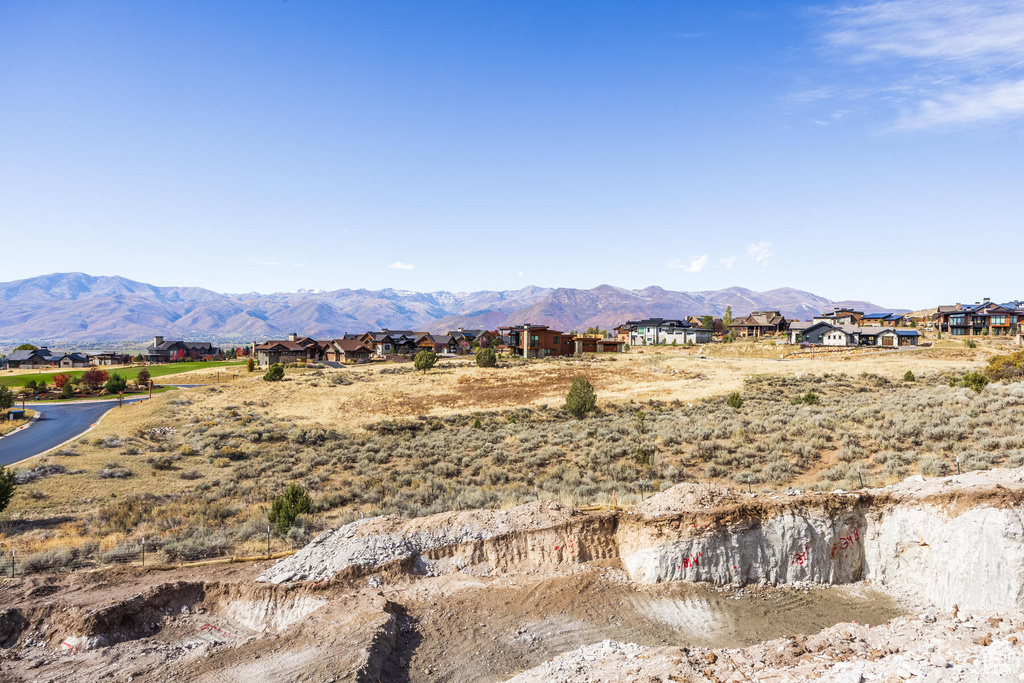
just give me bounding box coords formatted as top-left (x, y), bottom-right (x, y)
top-left (142, 537), bottom-right (145, 566)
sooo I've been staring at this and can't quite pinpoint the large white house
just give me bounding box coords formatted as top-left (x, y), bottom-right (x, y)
top-left (625, 318), bottom-right (712, 346)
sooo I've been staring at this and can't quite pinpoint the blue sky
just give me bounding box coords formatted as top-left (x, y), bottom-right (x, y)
top-left (1, 1), bottom-right (1022, 308)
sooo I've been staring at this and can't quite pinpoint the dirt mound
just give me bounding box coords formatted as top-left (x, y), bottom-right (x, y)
top-left (258, 500), bottom-right (607, 584)
top-left (630, 481), bottom-right (745, 517)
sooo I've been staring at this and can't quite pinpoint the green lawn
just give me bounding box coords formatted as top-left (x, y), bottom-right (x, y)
top-left (0, 360), bottom-right (246, 388)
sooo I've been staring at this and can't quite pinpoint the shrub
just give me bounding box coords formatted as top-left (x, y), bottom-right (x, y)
top-left (903, 370), bottom-right (916, 382)
top-left (263, 363), bottom-right (285, 382)
top-left (959, 371), bottom-right (989, 393)
top-left (98, 468), bottom-right (133, 479)
top-left (726, 393), bottom-right (743, 409)
top-left (0, 467), bottom-right (16, 513)
top-left (81, 368), bottom-right (109, 391)
top-left (136, 368), bottom-right (151, 385)
top-left (53, 373), bottom-right (72, 389)
top-left (564, 377), bottom-right (597, 419)
top-left (919, 457), bottom-right (950, 477)
top-left (105, 373), bottom-right (128, 394)
top-left (180, 469), bottom-right (203, 480)
top-left (414, 350), bottom-right (438, 373)
top-left (791, 392), bottom-right (820, 405)
top-left (986, 350), bottom-right (1024, 383)
top-left (147, 455), bottom-right (175, 470)
top-left (268, 483), bottom-right (312, 536)
top-left (247, 358), bottom-right (256, 373)
top-left (60, 382), bottom-right (75, 399)
top-left (475, 347), bottom-right (497, 368)
top-left (965, 339), bottom-right (977, 349)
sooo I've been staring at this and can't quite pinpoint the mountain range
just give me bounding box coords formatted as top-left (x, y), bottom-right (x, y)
top-left (0, 272), bottom-right (906, 344)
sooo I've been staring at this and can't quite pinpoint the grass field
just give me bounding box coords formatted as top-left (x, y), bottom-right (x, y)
top-left (0, 361), bottom-right (246, 389)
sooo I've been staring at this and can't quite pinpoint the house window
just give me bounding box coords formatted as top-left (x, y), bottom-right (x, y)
top-left (951, 315), bottom-right (965, 325)
top-left (553, 337), bottom-right (559, 344)
top-left (991, 316), bottom-right (1006, 325)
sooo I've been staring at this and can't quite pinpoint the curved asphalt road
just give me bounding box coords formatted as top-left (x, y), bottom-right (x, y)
top-left (0, 398), bottom-right (146, 467)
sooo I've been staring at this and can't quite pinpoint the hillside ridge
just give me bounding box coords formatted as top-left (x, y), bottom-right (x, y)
top-left (0, 272), bottom-right (905, 343)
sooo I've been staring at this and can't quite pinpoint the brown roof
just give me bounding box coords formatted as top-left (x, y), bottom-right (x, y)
top-left (330, 339), bottom-right (371, 352)
top-left (255, 341), bottom-right (306, 351)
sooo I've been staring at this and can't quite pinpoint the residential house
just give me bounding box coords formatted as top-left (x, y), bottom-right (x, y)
top-left (935, 299), bottom-right (1024, 336)
top-left (89, 352), bottom-right (121, 366)
top-left (792, 322), bottom-right (919, 348)
top-left (790, 321), bottom-right (837, 345)
top-left (323, 339), bottom-right (373, 362)
top-left (253, 333), bottom-right (326, 369)
top-left (860, 313), bottom-right (905, 327)
top-left (614, 324), bottom-right (631, 342)
top-left (728, 311), bottom-right (788, 337)
top-left (571, 334), bottom-right (626, 353)
top-left (624, 318), bottom-right (712, 346)
top-left (418, 334), bottom-right (460, 354)
top-left (6, 348), bottom-right (57, 369)
top-left (361, 330), bottom-right (428, 356)
top-left (53, 352), bottom-right (90, 368)
top-left (447, 328), bottom-right (497, 353)
top-left (498, 324), bottom-right (575, 358)
top-left (813, 309), bottom-right (864, 326)
top-left (145, 336), bottom-right (222, 363)
top-left (685, 316), bottom-right (725, 334)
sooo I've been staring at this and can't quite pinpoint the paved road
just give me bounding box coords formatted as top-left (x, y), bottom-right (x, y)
top-left (0, 398), bottom-right (146, 467)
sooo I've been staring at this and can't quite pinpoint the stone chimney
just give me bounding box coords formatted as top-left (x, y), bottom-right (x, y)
top-left (153, 336), bottom-right (164, 347)
top-left (522, 324), bottom-right (530, 358)
top-left (984, 298), bottom-right (991, 303)
top-left (288, 333), bottom-right (298, 342)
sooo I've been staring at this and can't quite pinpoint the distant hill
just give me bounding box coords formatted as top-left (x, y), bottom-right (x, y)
top-left (0, 272), bottom-right (907, 344)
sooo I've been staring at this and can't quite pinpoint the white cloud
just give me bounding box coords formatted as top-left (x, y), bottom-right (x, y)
top-left (746, 242), bottom-right (774, 266)
top-left (826, 0), bottom-right (1024, 68)
top-left (666, 255), bottom-right (710, 273)
top-left (719, 255), bottom-right (738, 269)
top-left (388, 261), bottom-right (415, 270)
top-left (811, 0), bottom-right (1024, 128)
top-left (518, 271), bottom-right (524, 276)
top-left (897, 78), bottom-right (1024, 128)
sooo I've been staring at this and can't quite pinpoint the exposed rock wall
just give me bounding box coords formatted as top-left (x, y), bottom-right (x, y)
top-left (863, 504), bottom-right (1024, 612)
top-left (618, 508), bottom-right (866, 586)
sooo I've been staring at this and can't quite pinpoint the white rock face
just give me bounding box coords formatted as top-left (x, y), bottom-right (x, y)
top-left (863, 504), bottom-right (1024, 612)
top-left (620, 510), bottom-right (866, 586)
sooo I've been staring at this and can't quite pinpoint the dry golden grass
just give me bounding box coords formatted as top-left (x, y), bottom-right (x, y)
top-left (0, 409), bottom-right (35, 437)
top-left (2, 341), bottom-right (1015, 563)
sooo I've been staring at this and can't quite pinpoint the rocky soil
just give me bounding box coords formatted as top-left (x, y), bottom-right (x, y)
top-left (3, 469), bottom-right (1024, 681)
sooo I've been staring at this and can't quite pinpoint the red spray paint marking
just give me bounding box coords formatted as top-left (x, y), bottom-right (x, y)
top-left (830, 528), bottom-right (861, 559)
top-left (680, 553), bottom-right (701, 569)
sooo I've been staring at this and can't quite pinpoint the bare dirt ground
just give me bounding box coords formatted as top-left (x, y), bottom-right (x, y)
top-left (0, 558), bottom-right (902, 683)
